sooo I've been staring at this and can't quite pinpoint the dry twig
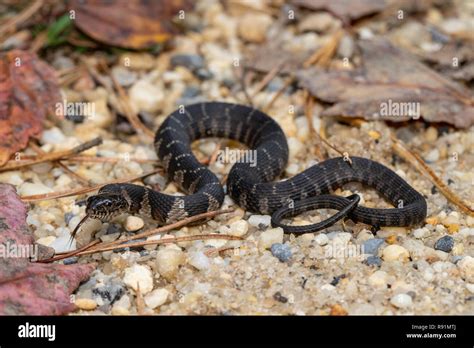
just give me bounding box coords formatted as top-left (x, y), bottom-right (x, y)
top-left (0, 137), bottom-right (103, 173)
top-left (0, 0), bottom-right (43, 40)
top-left (391, 134), bottom-right (474, 216)
top-left (21, 169), bottom-right (161, 202)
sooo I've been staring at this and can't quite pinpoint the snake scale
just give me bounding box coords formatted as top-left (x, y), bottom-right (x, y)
top-left (77, 102), bottom-right (427, 237)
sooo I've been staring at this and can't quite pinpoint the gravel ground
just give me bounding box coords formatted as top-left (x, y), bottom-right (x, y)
top-left (2, 0), bottom-right (473, 315)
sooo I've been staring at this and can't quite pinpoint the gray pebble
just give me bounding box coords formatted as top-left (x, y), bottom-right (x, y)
top-left (273, 291), bottom-right (288, 303)
top-left (106, 223), bottom-right (122, 235)
top-left (434, 235), bottom-right (454, 253)
top-left (171, 54), bottom-right (204, 71)
top-left (63, 256), bottom-right (78, 265)
top-left (365, 256), bottom-right (382, 267)
top-left (181, 85), bottom-right (201, 99)
top-left (92, 282), bottom-right (125, 305)
top-left (266, 77), bottom-right (285, 92)
top-left (362, 238), bottom-right (385, 255)
top-left (270, 243), bottom-right (292, 262)
top-left (177, 85), bottom-right (205, 106)
top-left (195, 68), bottom-right (213, 80)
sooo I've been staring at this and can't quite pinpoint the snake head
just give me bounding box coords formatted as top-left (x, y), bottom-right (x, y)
top-left (85, 191), bottom-right (130, 221)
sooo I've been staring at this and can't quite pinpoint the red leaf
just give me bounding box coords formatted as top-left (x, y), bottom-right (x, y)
top-left (0, 50), bottom-right (62, 167)
top-left (0, 184), bottom-right (95, 315)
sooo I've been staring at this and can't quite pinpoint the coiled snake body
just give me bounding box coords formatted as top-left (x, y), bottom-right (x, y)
top-left (79, 102), bottom-right (427, 236)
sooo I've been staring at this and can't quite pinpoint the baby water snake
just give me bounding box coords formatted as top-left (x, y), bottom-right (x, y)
top-left (77, 102), bottom-right (427, 236)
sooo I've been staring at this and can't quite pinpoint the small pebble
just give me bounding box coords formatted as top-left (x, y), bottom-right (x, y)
top-left (170, 54), bottom-right (205, 72)
top-left (248, 215), bottom-right (271, 229)
top-left (368, 270), bottom-right (388, 288)
top-left (122, 264), bottom-right (154, 294)
top-left (365, 255), bottom-right (382, 267)
top-left (129, 80), bottom-right (164, 113)
top-left (238, 13), bottom-right (272, 43)
top-left (382, 245), bottom-right (410, 262)
top-left (298, 12), bottom-right (338, 33)
top-left (125, 216), bottom-right (144, 232)
top-left (156, 248), bottom-right (185, 280)
top-left (92, 282), bottom-right (125, 305)
top-left (466, 283), bottom-right (474, 294)
top-left (19, 182), bottom-right (53, 196)
top-left (434, 235), bottom-right (454, 253)
top-left (63, 256), bottom-right (78, 265)
top-left (413, 227), bottom-right (430, 239)
top-left (458, 256), bottom-right (474, 283)
top-left (337, 34), bottom-right (355, 58)
top-left (314, 234), bottom-right (329, 246)
top-left (144, 288), bottom-right (169, 309)
top-left (75, 298), bottom-right (98, 310)
top-left (424, 149), bottom-right (440, 162)
top-left (362, 238), bottom-right (384, 255)
top-left (321, 284), bottom-right (336, 291)
top-left (50, 235), bottom-right (75, 253)
top-left (259, 227), bottom-right (284, 249)
top-left (228, 220), bottom-right (249, 237)
top-left (270, 243), bottom-right (292, 262)
top-left (273, 291), bottom-right (288, 303)
top-left (36, 236), bottom-right (56, 247)
top-left (188, 251), bottom-right (211, 271)
top-left (41, 127), bottom-right (66, 144)
top-left (390, 293), bottom-right (413, 308)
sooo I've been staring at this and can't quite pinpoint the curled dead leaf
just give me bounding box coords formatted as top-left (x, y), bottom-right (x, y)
top-left (69, 0), bottom-right (194, 49)
top-left (297, 39), bottom-right (474, 128)
top-left (0, 50), bottom-right (62, 167)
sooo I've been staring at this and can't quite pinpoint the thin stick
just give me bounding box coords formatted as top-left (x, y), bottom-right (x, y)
top-left (29, 141), bottom-right (91, 186)
top-left (135, 285), bottom-right (146, 315)
top-left (252, 62), bottom-right (284, 97)
top-left (391, 134), bottom-right (474, 216)
top-left (0, 137), bottom-right (103, 172)
top-left (239, 66), bottom-right (254, 106)
top-left (36, 240), bottom-right (101, 263)
top-left (304, 90), bottom-right (327, 161)
top-left (79, 234), bottom-right (242, 256)
top-left (81, 57), bottom-right (154, 139)
top-left (41, 233), bottom-right (242, 263)
top-left (3, 155), bottom-right (158, 165)
top-left (303, 30), bottom-right (343, 68)
top-left (20, 169), bottom-right (161, 202)
top-left (0, 0), bottom-right (43, 40)
top-left (110, 72), bottom-right (155, 140)
top-left (29, 30), bottom-right (47, 53)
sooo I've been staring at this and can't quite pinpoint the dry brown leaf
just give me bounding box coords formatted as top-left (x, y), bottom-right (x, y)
top-left (244, 41), bottom-right (314, 74)
top-left (69, 0), bottom-right (193, 49)
top-left (292, 0), bottom-right (389, 22)
top-left (297, 39), bottom-right (474, 128)
top-left (0, 50), bottom-right (62, 166)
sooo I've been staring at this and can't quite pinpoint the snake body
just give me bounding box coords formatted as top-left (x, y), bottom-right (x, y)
top-left (86, 102), bottom-right (427, 234)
